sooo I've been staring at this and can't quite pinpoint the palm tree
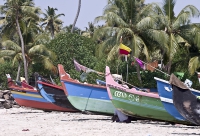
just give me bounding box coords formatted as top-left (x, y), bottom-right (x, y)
top-left (93, 0), bottom-right (167, 82)
top-left (0, 33), bottom-right (57, 81)
top-left (81, 22), bottom-right (95, 38)
top-left (155, 0), bottom-right (200, 74)
top-left (0, 0), bottom-right (41, 82)
top-left (186, 24), bottom-right (200, 75)
top-left (62, 24), bottom-right (81, 34)
top-left (41, 6), bottom-right (65, 39)
top-left (71, 0), bottom-right (81, 33)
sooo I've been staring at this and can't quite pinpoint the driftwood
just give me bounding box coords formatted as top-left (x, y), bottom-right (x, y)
top-left (0, 90), bottom-right (20, 109)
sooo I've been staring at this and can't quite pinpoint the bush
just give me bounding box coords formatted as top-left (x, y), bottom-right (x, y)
top-left (47, 32), bottom-right (98, 83)
top-left (0, 61), bottom-right (19, 89)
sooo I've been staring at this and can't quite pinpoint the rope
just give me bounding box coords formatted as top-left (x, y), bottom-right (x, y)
top-left (132, 56), bottom-right (170, 77)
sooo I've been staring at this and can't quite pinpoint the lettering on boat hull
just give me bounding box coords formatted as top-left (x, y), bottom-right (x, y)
top-left (164, 86), bottom-right (172, 92)
top-left (108, 84), bottom-right (140, 102)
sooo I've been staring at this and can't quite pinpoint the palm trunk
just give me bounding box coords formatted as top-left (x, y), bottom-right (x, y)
top-left (50, 24), bottom-right (54, 39)
top-left (16, 14), bottom-right (28, 83)
top-left (167, 60), bottom-right (172, 74)
top-left (71, 0), bottom-right (81, 33)
top-left (16, 62), bottom-right (21, 81)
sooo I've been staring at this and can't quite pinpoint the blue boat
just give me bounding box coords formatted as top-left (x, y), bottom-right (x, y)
top-left (154, 77), bottom-right (200, 121)
top-left (58, 64), bottom-right (115, 115)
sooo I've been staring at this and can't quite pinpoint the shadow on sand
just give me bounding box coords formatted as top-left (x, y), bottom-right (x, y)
top-left (61, 118), bottom-right (111, 122)
top-left (171, 132), bottom-right (200, 135)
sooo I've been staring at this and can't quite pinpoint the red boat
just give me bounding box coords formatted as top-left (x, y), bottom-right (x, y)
top-left (6, 74), bottom-right (77, 112)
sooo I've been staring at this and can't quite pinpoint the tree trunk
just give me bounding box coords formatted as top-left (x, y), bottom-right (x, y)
top-left (167, 60), bottom-right (172, 74)
top-left (16, 62), bottom-right (21, 81)
top-left (16, 14), bottom-right (28, 83)
top-left (50, 23), bottom-right (54, 39)
top-left (71, 0), bottom-right (81, 33)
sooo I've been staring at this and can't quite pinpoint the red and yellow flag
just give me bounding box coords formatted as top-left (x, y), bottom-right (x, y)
top-left (119, 43), bottom-right (131, 55)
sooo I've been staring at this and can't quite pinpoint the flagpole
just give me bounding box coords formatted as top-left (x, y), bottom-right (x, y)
top-left (125, 55), bottom-right (128, 82)
top-left (120, 36), bottom-right (129, 82)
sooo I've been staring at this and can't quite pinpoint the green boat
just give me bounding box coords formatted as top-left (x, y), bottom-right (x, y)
top-left (105, 66), bottom-right (189, 124)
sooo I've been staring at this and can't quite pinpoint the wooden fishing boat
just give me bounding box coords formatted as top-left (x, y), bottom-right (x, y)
top-left (154, 77), bottom-right (186, 121)
top-left (6, 74), bottom-right (75, 112)
top-left (58, 64), bottom-right (115, 115)
top-left (105, 66), bottom-right (188, 124)
top-left (35, 73), bottom-right (78, 111)
top-left (170, 74), bottom-right (200, 125)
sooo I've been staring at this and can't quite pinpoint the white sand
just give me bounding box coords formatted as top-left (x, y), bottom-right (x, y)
top-left (0, 108), bottom-right (199, 136)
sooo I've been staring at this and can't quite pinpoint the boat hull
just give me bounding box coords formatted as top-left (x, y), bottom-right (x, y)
top-left (37, 81), bottom-right (78, 111)
top-left (105, 66), bottom-right (189, 124)
top-left (67, 95), bottom-right (114, 114)
top-left (108, 86), bottom-right (179, 122)
top-left (11, 90), bottom-right (75, 112)
top-left (170, 74), bottom-right (200, 125)
top-left (155, 77), bottom-right (186, 121)
top-left (62, 81), bottom-right (115, 115)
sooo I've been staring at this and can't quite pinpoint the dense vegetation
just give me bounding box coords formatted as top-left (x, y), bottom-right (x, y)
top-left (0, 0), bottom-right (200, 90)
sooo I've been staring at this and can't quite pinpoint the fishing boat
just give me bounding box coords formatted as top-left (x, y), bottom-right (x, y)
top-left (35, 73), bottom-right (78, 111)
top-left (6, 74), bottom-right (75, 112)
top-left (169, 74), bottom-right (200, 125)
top-left (105, 66), bottom-right (189, 124)
top-left (154, 77), bottom-right (186, 121)
top-left (58, 64), bottom-right (115, 115)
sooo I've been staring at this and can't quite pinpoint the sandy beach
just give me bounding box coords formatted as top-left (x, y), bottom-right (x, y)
top-left (0, 108), bottom-right (199, 136)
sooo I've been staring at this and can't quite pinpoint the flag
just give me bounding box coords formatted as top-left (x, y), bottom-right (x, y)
top-left (73, 59), bottom-right (87, 72)
top-left (119, 43), bottom-right (131, 55)
top-left (135, 58), bottom-right (145, 70)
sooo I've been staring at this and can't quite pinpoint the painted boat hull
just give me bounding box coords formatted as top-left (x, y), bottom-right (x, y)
top-left (58, 64), bottom-right (115, 115)
top-left (106, 66), bottom-right (188, 124)
top-left (37, 81), bottom-right (78, 111)
top-left (108, 86), bottom-right (179, 122)
top-left (62, 81), bottom-right (115, 115)
top-left (154, 77), bottom-right (186, 121)
top-left (11, 90), bottom-right (71, 111)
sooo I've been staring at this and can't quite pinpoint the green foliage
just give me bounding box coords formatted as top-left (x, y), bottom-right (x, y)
top-left (47, 32), bottom-right (99, 83)
top-left (178, 71), bottom-right (200, 90)
top-left (0, 61), bottom-right (18, 89)
top-left (171, 45), bottom-right (189, 73)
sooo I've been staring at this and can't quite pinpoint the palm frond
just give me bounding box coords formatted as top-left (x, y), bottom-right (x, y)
top-left (1, 40), bottom-right (21, 52)
top-left (188, 56), bottom-right (200, 75)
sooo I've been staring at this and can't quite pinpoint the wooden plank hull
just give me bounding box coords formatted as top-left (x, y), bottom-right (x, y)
top-left (67, 96), bottom-right (114, 114)
top-left (154, 77), bottom-right (186, 121)
top-left (37, 81), bottom-right (78, 111)
top-left (170, 74), bottom-right (200, 125)
top-left (108, 86), bottom-right (180, 122)
top-left (58, 64), bottom-right (115, 115)
top-left (61, 81), bottom-right (115, 115)
top-left (105, 66), bottom-right (188, 124)
top-left (11, 90), bottom-right (73, 112)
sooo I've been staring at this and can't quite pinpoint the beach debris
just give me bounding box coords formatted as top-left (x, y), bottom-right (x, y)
top-left (22, 129), bottom-right (30, 131)
top-left (0, 90), bottom-right (20, 109)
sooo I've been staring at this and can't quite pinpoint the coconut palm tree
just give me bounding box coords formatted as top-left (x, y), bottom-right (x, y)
top-left (185, 24), bottom-right (200, 75)
top-left (0, 33), bottom-right (57, 81)
top-left (71, 0), bottom-right (81, 33)
top-left (93, 0), bottom-right (168, 82)
top-left (82, 22), bottom-right (95, 38)
top-left (155, 0), bottom-right (200, 74)
top-left (62, 24), bottom-right (81, 34)
top-left (0, 0), bottom-right (42, 82)
top-left (41, 6), bottom-right (65, 39)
